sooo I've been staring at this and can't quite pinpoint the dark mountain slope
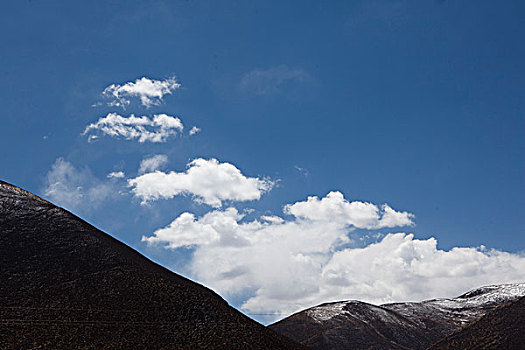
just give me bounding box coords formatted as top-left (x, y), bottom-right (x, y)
top-left (270, 283), bottom-right (525, 350)
top-left (0, 180), bottom-right (303, 349)
top-left (429, 296), bottom-right (525, 350)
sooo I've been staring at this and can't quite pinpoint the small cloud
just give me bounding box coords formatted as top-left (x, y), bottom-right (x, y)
top-left (107, 171), bottom-right (125, 179)
top-left (101, 76), bottom-right (181, 109)
top-left (42, 135), bottom-right (48, 140)
top-left (239, 65), bottom-right (310, 96)
top-left (139, 154), bottom-right (168, 174)
top-left (83, 113), bottom-right (184, 143)
top-left (189, 126), bottom-right (201, 136)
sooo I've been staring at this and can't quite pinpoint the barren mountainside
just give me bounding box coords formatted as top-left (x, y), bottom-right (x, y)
top-left (270, 283), bottom-right (525, 350)
top-left (429, 296), bottom-right (525, 350)
top-left (0, 180), bottom-right (303, 349)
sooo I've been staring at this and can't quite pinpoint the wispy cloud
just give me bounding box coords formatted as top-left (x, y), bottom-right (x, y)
top-left (83, 113), bottom-right (183, 143)
top-left (43, 158), bottom-right (113, 212)
top-left (294, 165), bottom-right (309, 177)
top-left (101, 76), bottom-right (181, 108)
top-left (239, 65), bottom-right (310, 96)
top-left (128, 158), bottom-right (275, 207)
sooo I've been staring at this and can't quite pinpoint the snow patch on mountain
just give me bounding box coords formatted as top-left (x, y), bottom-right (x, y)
top-left (307, 301), bottom-right (351, 322)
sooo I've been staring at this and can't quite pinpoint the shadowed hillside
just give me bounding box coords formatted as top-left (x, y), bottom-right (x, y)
top-left (429, 296), bottom-right (525, 350)
top-left (0, 180), bottom-right (303, 349)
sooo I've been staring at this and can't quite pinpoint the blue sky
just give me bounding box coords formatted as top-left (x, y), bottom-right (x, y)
top-left (1, 0), bottom-right (524, 323)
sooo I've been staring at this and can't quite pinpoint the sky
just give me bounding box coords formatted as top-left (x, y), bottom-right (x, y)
top-left (1, 0), bottom-right (524, 324)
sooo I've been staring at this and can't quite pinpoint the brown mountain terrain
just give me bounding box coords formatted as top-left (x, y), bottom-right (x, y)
top-left (0, 180), bottom-right (304, 349)
top-left (270, 284), bottom-right (525, 350)
top-left (429, 296), bottom-right (525, 350)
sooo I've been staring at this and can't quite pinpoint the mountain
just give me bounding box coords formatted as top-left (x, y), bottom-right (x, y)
top-left (270, 283), bottom-right (525, 350)
top-left (0, 180), bottom-right (303, 349)
top-left (429, 296), bottom-right (525, 350)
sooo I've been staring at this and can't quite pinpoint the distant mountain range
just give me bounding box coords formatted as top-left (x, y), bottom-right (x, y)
top-left (270, 283), bottom-right (525, 349)
top-left (0, 180), bottom-right (303, 349)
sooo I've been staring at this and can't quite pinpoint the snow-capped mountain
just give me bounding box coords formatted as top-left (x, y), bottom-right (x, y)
top-left (270, 283), bottom-right (525, 350)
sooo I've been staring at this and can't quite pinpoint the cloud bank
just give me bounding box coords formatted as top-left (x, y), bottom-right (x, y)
top-left (102, 76), bottom-right (180, 108)
top-left (129, 158), bottom-right (274, 207)
top-left (142, 192), bottom-right (525, 322)
top-left (83, 113), bottom-right (183, 143)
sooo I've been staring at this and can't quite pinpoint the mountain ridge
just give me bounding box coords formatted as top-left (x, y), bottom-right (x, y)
top-left (270, 282), bottom-right (525, 350)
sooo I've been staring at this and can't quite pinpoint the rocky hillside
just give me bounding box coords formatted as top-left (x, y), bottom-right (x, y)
top-left (429, 296), bottom-right (525, 350)
top-left (0, 180), bottom-right (304, 349)
top-left (270, 283), bottom-right (525, 350)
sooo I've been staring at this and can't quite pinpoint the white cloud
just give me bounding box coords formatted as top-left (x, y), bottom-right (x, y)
top-left (283, 191), bottom-right (414, 229)
top-left (139, 154), bottom-right (168, 174)
top-left (83, 113), bottom-right (183, 143)
top-left (239, 65), bottom-right (310, 95)
top-left (142, 193), bottom-right (525, 323)
top-left (128, 158), bottom-right (274, 207)
top-left (43, 158), bottom-right (112, 212)
top-left (189, 126), bottom-right (201, 136)
top-left (102, 76), bottom-right (180, 108)
top-left (107, 171), bottom-right (125, 179)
